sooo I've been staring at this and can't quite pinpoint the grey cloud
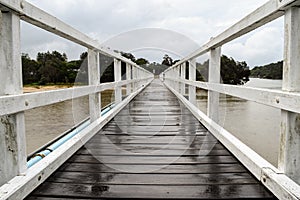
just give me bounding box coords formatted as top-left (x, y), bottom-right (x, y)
top-left (23, 0), bottom-right (280, 65)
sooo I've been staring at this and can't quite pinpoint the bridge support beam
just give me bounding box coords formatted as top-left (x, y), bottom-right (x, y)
top-left (88, 49), bottom-right (101, 122)
top-left (114, 59), bottom-right (122, 104)
top-left (208, 47), bottom-right (221, 123)
top-left (0, 10), bottom-right (27, 186)
top-left (188, 59), bottom-right (196, 105)
top-left (278, 6), bottom-right (300, 184)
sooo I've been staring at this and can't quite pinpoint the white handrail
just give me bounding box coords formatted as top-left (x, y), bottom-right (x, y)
top-left (164, 77), bottom-right (300, 114)
top-left (0, 79), bottom-right (152, 116)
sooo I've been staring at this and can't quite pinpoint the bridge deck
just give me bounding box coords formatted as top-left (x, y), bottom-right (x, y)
top-left (26, 79), bottom-right (276, 199)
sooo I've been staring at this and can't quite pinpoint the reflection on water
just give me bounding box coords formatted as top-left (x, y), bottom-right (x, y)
top-left (197, 78), bottom-right (282, 166)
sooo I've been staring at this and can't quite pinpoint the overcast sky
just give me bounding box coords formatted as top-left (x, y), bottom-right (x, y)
top-left (22, 0), bottom-right (284, 68)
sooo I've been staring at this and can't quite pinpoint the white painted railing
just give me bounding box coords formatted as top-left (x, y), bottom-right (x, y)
top-left (162, 0), bottom-right (300, 199)
top-left (0, 0), bottom-right (153, 199)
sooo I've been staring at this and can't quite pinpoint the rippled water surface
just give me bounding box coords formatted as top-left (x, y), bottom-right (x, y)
top-left (196, 78), bottom-right (282, 166)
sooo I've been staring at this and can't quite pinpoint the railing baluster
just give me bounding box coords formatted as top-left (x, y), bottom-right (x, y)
top-left (278, 6), bottom-right (300, 184)
top-left (88, 49), bottom-right (101, 121)
top-left (208, 47), bottom-right (221, 123)
top-left (114, 59), bottom-right (122, 104)
top-left (137, 69), bottom-right (140, 88)
top-left (0, 10), bottom-right (27, 186)
top-left (134, 66), bottom-right (138, 91)
top-left (171, 68), bottom-right (175, 91)
top-left (188, 59), bottom-right (196, 105)
top-left (126, 63), bottom-right (131, 96)
top-left (130, 65), bottom-right (134, 93)
top-left (180, 63), bottom-right (186, 96)
top-left (176, 66), bottom-right (180, 92)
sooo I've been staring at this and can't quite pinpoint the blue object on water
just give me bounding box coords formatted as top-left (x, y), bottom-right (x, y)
top-left (27, 104), bottom-right (114, 168)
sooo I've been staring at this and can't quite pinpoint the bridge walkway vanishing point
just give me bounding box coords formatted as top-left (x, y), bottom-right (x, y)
top-left (25, 79), bottom-right (276, 199)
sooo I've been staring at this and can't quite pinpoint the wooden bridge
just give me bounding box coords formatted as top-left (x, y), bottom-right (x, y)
top-left (1, 0), bottom-right (300, 199)
top-left (25, 79), bottom-right (275, 199)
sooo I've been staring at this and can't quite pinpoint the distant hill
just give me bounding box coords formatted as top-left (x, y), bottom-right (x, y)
top-left (251, 61), bottom-right (283, 79)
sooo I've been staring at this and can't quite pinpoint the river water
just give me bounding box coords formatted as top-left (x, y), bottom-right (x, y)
top-left (25, 96), bottom-right (89, 155)
top-left (26, 78), bottom-right (282, 167)
top-left (196, 78), bottom-right (282, 167)
top-left (25, 90), bottom-right (115, 155)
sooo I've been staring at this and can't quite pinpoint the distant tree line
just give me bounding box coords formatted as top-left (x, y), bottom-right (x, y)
top-left (250, 61), bottom-right (283, 79)
top-left (22, 51), bottom-right (250, 86)
top-left (195, 55), bottom-right (250, 85)
top-left (22, 51), bottom-right (87, 85)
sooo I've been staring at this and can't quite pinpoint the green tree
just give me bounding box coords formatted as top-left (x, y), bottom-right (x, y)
top-left (135, 58), bottom-right (149, 66)
top-left (121, 52), bottom-right (136, 62)
top-left (37, 51), bottom-right (68, 84)
top-left (251, 61), bottom-right (283, 79)
top-left (220, 55), bottom-right (250, 84)
top-left (22, 53), bottom-right (40, 84)
top-left (162, 54), bottom-right (173, 66)
top-left (141, 62), bottom-right (168, 75)
top-left (195, 55), bottom-right (250, 85)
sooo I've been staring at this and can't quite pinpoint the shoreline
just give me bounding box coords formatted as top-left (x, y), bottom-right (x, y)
top-left (23, 85), bottom-right (73, 93)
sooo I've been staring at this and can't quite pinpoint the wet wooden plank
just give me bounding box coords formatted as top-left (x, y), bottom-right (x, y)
top-left (78, 141), bottom-right (224, 150)
top-left (93, 132), bottom-right (210, 136)
top-left (29, 182), bottom-right (274, 199)
top-left (101, 125), bottom-right (209, 133)
top-left (83, 135), bottom-right (218, 144)
top-left (47, 171), bottom-right (257, 185)
top-left (76, 148), bottom-right (231, 156)
top-left (26, 197), bottom-right (88, 200)
top-left (70, 156), bottom-right (233, 165)
top-left (58, 163), bottom-right (246, 174)
top-left (67, 154), bottom-right (238, 164)
top-left (129, 101), bottom-right (181, 106)
top-left (107, 121), bottom-right (201, 126)
top-left (99, 129), bottom-right (209, 135)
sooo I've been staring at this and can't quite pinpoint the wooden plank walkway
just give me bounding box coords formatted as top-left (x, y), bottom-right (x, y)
top-left (26, 79), bottom-right (276, 199)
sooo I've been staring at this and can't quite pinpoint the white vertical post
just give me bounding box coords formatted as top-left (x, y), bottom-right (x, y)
top-left (0, 10), bottom-right (26, 186)
top-left (189, 59), bottom-right (196, 105)
top-left (88, 49), bottom-right (101, 122)
top-left (207, 47), bottom-right (221, 123)
top-left (171, 69), bottom-right (175, 90)
top-left (131, 66), bottom-right (135, 91)
top-left (136, 69), bottom-right (140, 88)
top-left (126, 63), bottom-right (131, 96)
top-left (134, 67), bottom-right (139, 90)
top-left (114, 59), bottom-right (122, 104)
top-left (131, 65), bottom-right (134, 92)
top-left (181, 63), bottom-right (186, 96)
top-left (175, 67), bottom-right (180, 92)
top-left (278, 7), bottom-right (300, 184)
